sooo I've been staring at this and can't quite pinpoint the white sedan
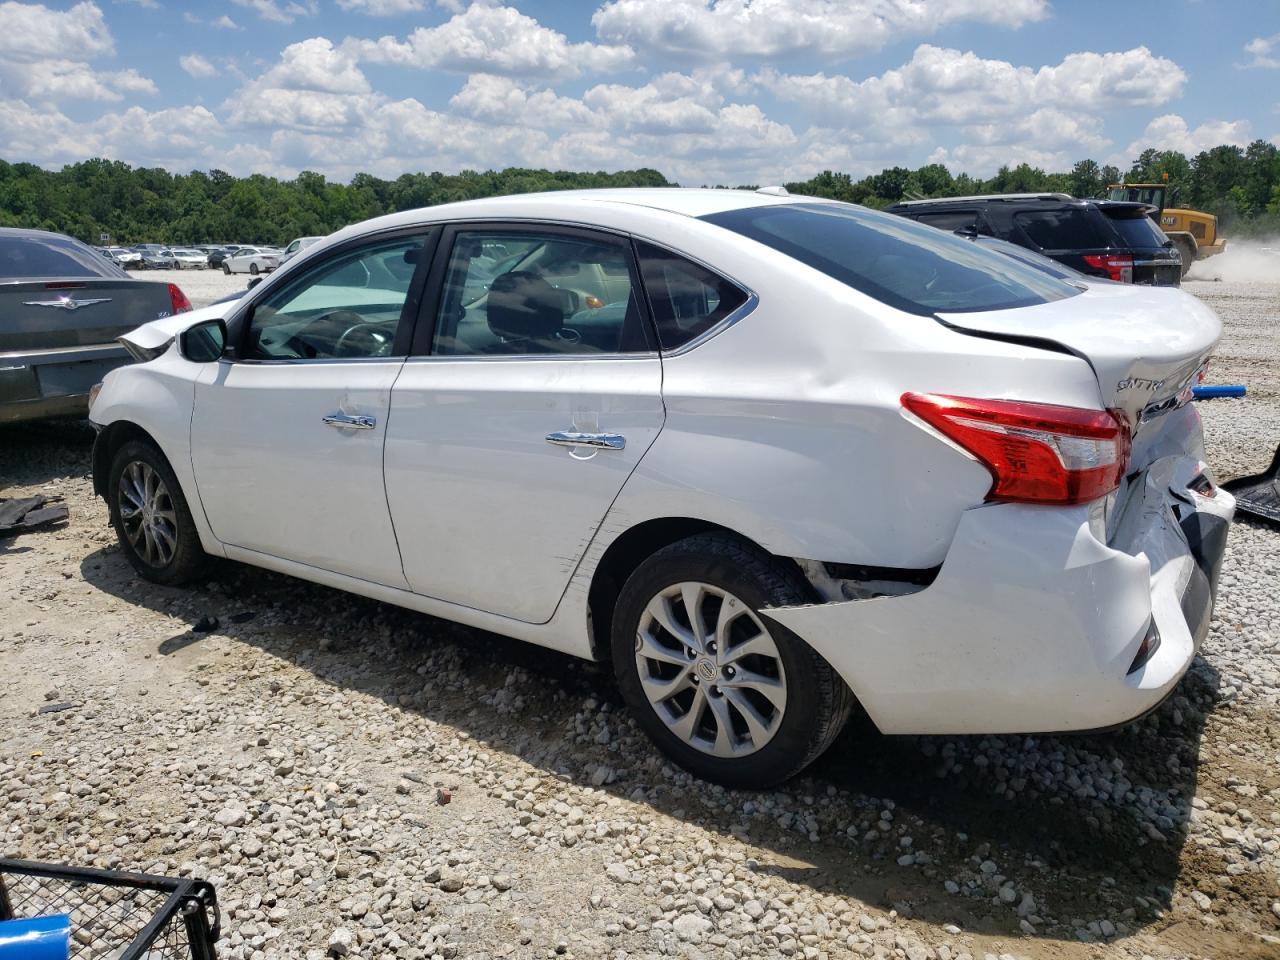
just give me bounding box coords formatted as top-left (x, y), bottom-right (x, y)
top-left (223, 246), bottom-right (281, 275)
top-left (88, 189), bottom-right (1233, 786)
top-left (170, 248), bottom-right (209, 270)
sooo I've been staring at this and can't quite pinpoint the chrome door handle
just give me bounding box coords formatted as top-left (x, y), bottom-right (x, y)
top-left (546, 430), bottom-right (626, 450)
top-left (322, 412), bottom-right (376, 430)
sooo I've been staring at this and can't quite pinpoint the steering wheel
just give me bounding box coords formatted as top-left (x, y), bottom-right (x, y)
top-left (334, 319), bottom-right (392, 358)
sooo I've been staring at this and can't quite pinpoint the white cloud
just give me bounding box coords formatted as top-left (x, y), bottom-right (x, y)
top-left (1243, 33), bottom-right (1280, 68)
top-left (591, 0), bottom-right (1048, 60)
top-left (214, 14), bottom-right (240, 28)
top-left (1122, 114), bottom-right (1252, 159)
top-left (231, 0), bottom-right (317, 24)
top-left (179, 53), bottom-right (218, 78)
top-left (0, 1), bottom-right (158, 102)
top-left (0, 1), bottom-right (115, 60)
top-left (224, 38), bottom-right (378, 133)
top-left (759, 45), bottom-right (1185, 127)
top-left (337, 0), bottom-right (427, 14)
top-left (349, 3), bottom-right (634, 78)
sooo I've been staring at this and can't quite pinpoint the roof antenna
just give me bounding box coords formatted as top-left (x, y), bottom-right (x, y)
top-left (756, 185), bottom-right (789, 196)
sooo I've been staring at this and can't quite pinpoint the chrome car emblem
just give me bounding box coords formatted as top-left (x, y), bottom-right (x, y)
top-left (22, 296), bottom-right (112, 311)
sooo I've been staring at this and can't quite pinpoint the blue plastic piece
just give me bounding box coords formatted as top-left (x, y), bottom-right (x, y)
top-left (0, 915), bottom-right (70, 960)
top-left (1192, 385), bottom-right (1246, 399)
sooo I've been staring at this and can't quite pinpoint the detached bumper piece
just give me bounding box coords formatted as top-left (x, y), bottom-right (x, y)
top-left (1222, 444), bottom-right (1280, 525)
top-left (0, 496), bottom-right (68, 536)
top-left (0, 859), bottom-right (219, 960)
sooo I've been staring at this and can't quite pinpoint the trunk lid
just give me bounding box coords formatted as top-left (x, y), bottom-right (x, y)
top-left (0, 278), bottom-right (179, 352)
top-left (937, 282), bottom-right (1220, 432)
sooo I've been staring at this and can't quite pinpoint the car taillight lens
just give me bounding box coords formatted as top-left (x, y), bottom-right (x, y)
top-left (168, 283), bottom-right (192, 314)
top-left (901, 392), bottom-right (1131, 506)
top-left (1081, 253), bottom-right (1133, 282)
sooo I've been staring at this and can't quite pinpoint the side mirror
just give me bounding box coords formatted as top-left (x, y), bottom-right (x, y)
top-left (178, 318), bottom-right (227, 363)
top-left (247, 276), bottom-right (263, 290)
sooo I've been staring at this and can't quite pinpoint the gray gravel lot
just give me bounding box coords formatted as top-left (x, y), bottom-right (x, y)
top-left (1, 279), bottom-right (1277, 960)
top-left (144, 267), bottom-right (256, 308)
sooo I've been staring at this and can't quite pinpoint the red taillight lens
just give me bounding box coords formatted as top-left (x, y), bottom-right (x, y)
top-left (168, 283), bottom-right (192, 314)
top-left (1081, 253), bottom-right (1134, 283)
top-left (901, 392), bottom-right (1131, 506)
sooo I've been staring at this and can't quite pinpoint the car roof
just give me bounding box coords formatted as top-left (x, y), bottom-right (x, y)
top-left (0, 226), bottom-right (80, 240)
top-left (357, 187), bottom-right (818, 237)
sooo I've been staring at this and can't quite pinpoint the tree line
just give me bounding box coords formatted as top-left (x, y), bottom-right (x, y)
top-left (2, 139), bottom-right (1278, 246)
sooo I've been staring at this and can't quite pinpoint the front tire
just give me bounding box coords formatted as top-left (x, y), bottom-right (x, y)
top-left (107, 439), bottom-right (210, 586)
top-left (223, 263), bottom-right (231, 275)
top-left (611, 533), bottom-right (854, 788)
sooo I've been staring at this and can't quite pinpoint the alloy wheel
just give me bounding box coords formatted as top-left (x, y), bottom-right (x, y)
top-left (634, 581), bottom-right (787, 757)
top-left (118, 460), bottom-right (178, 567)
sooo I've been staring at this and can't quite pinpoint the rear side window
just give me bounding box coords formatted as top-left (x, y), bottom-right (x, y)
top-left (1105, 213), bottom-right (1168, 248)
top-left (1013, 209), bottom-right (1110, 250)
top-left (702, 203), bottom-right (1078, 316)
top-left (0, 234), bottom-right (120, 279)
top-left (915, 210), bottom-right (984, 233)
top-left (635, 241), bottom-right (749, 349)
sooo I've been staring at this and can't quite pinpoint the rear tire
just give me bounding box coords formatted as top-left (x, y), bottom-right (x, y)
top-left (1173, 236), bottom-right (1195, 279)
top-left (107, 439), bottom-right (211, 586)
top-left (250, 263), bottom-right (260, 276)
top-left (611, 533), bottom-right (854, 788)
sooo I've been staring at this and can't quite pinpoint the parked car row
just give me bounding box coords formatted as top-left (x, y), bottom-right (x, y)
top-left (82, 187), bottom-right (1232, 787)
top-left (91, 239), bottom-right (315, 273)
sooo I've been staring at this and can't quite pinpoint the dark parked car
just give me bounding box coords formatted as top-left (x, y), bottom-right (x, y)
top-left (206, 246), bottom-right (242, 268)
top-left (886, 193), bottom-right (1183, 286)
top-left (0, 227), bottom-right (192, 423)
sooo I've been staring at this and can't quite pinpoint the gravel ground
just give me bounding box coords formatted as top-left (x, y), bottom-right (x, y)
top-left (1, 279), bottom-right (1278, 960)
top-left (143, 267), bottom-right (258, 308)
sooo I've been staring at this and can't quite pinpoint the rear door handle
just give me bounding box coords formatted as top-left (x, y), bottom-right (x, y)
top-left (546, 431), bottom-right (626, 450)
top-left (323, 412), bottom-right (376, 430)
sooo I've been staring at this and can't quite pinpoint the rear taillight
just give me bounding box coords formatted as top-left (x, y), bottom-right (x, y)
top-left (901, 392), bottom-right (1131, 506)
top-left (168, 283), bottom-right (192, 314)
top-left (1081, 253), bottom-right (1133, 282)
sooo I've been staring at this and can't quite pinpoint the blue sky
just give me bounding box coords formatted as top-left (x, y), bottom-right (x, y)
top-left (2, 0), bottom-right (1277, 183)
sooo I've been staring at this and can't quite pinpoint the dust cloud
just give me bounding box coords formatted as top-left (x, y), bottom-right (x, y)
top-left (1187, 238), bottom-right (1280, 282)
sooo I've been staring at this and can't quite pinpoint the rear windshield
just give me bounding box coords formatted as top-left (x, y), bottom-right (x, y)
top-left (1104, 212), bottom-right (1168, 248)
top-left (1013, 209), bottom-right (1110, 250)
top-left (702, 202), bottom-right (1079, 316)
top-left (0, 234), bottom-right (121, 280)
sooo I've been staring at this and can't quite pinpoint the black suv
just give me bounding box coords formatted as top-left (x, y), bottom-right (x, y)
top-left (886, 193), bottom-right (1182, 286)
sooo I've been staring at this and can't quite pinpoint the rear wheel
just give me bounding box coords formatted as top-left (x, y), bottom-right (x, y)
top-left (611, 533), bottom-right (854, 788)
top-left (1173, 236), bottom-right (1195, 279)
top-left (249, 262), bottom-right (260, 276)
top-left (107, 439), bottom-right (210, 586)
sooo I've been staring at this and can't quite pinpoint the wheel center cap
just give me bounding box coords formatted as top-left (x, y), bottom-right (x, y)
top-left (695, 658), bottom-right (718, 682)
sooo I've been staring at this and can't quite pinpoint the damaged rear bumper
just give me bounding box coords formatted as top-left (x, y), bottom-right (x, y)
top-left (765, 454), bottom-right (1234, 736)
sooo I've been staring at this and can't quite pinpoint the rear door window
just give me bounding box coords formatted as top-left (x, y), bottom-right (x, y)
top-left (634, 241), bottom-right (749, 350)
top-left (1013, 209), bottom-right (1111, 251)
top-left (703, 202), bottom-right (1078, 316)
top-left (915, 210), bottom-right (984, 233)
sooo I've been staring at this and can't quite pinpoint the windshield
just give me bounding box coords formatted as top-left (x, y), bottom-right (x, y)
top-left (1105, 213), bottom-right (1169, 249)
top-left (0, 233), bottom-right (122, 279)
top-left (702, 202), bottom-right (1080, 315)
top-left (971, 236), bottom-right (1086, 280)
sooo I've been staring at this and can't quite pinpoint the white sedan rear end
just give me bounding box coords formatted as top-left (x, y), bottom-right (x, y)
top-left (88, 188), bottom-right (1232, 786)
top-left (223, 247), bottom-right (280, 275)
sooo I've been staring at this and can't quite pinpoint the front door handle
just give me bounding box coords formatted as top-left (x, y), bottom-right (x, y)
top-left (546, 430), bottom-right (626, 450)
top-left (323, 412), bottom-right (376, 430)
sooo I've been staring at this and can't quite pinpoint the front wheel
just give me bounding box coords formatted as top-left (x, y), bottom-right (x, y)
top-left (611, 533), bottom-right (854, 788)
top-left (222, 263), bottom-right (231, 275)
top-left (107, 439), bottom-right (210, 586)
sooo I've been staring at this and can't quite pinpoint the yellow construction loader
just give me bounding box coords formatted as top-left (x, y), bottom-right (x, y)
top-left (1107, 182), bottom-right (1225, 278)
